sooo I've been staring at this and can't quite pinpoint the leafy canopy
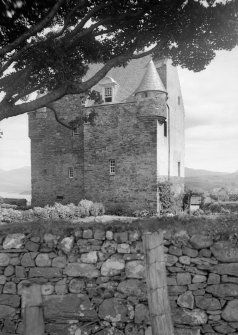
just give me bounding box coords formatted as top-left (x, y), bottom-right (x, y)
top-left (0, 0), bottom-right (237, 121)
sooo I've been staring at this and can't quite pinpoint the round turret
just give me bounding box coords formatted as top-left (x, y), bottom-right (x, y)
top-left (135, 60), bottom-right (167, 123)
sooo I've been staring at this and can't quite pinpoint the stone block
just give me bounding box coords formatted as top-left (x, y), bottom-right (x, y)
top-left (114, 232), bottom-right (128, 243)
top-left (179, 256), bottom-right (191, 265)
top-left (207, 273), bottom-right (220, 284)
top-left (25, 240), bottom-right (39, 252)
top-left (175, 328), bottom-right (200, 335)
top-left (206, 284), bottom-right (238, 297)
top-left (182, 247), bottom-right (198, 258)
top-left (35, 253), bottom-right (51, 267)
top-left (134, 304), bottom-right (150, 324)
top-left (4, 265), bottom-right (14, 277)
top-left (29, 267), bottom-right (62, 278)
top-left (177, 291), bottom-right (194, 309)
top-left (117, 279), bottom-right (147, 298)
top-left (15, 266), bottom-right (26, 278)
top-left (81, 251), bottom-right (98, 264)
top-left (41, 283), bottom-right (54, 295)
top-left (165, 254), bottom-right (178, 266)
top-left (106, 231), bottom-right (113, 240)
top-left (192, 275), bottom-right (207, 283)
top-left (55, 278), bottom-right (67, 294)
top-left (101, 241), bottom-right (117, 254)
top-left (0, 305), bottom-right (15, 318)
top-left (211, 241), bottom-right (238, 262)
top-left (195, 296), bottom-right (220, 310)
top-left (98, 298), bottom-right (130, 322)
top-left (177, 272), bottom-right (191, 285)
top-left (64, 263), bottom-right (99, 278)
top-left (43, 294), bottom-right (97, 321)
top-left (83, 229), bottom-right (93, 239)
top-left (3, 282), bottom-right (16, 294)
top-left (117, 243), bottom-right (130, 254)
top-left (69, 278), bottom-right (85, 293)
top-left (52, 256), bottom-right (67, 268)
top-left (94, 229), bottom-right (106, 240)
top-left (172, 308), bottom-right (208, 325)
top-left (168, 285), bottom-right (187, 295)
top-left (0, 294), bottom-right (20, 307)
top-left (169, 246), bottom-right (182, 256)
top-left (0, 253), bottom-right (10, 266)
top-left (0, 275), bottom-right (6, 285)
top-left (190, 234), bottom-right (213, 249)
top-left (101, 255), bottom-right (125, 276)
top-left (61, 236), bottom-right (74, 253)
top-left (3, 234), bottom-right (25, 249)
top-left (129, 231), bottom-right (140, 241)
top-left (125, 260), bottom-right (145, 279)
top-left (21, 253), bottom-right (35, 267)
top-left (222, 299), bottom-right (238, 321)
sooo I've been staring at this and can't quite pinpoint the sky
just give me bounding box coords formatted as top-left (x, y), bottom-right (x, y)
top-left (0, 46), bottom-right (237, 172)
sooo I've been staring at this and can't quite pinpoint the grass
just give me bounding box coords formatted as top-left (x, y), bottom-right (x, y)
top-left (0, 213), bottom-right (238, 239)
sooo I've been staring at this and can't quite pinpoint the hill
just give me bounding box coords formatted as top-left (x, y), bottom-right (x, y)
top-left (0, 166), bottom-right (31, 194)
top-left (185, 168), bottom-right (238, 193)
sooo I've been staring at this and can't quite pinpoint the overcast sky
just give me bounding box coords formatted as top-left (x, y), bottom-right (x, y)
top-left (0, 46), bottom-right (237, 172)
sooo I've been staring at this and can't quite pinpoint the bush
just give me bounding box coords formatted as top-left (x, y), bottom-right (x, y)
top-left (90, 202), bottom-right (105, 216)
top-left (158, 182), bottom-right (182, 215)
top-left (79, 199), bottom-right (94, 216)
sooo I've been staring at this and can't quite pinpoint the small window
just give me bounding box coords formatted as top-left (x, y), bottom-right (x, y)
top-left (144, 92), bottom-right (148, 98)
top-left (105, 87), bottom-right (112, 102)
top-left (56, 195), bottom-right (64, 200)
top-left (109, 159), bottom-right (115, 175)
top-left (178, 162), bottom-right (181, 177)
top-left (164, 121), bottom-right (167, 137)
top-left (68, 167), bottom-right (74, 178)
top-left (72, 126), bottom-right (80, 136)
top-left (178, 96), bottom-right (181, 105)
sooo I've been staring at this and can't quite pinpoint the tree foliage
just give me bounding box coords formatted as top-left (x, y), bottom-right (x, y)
top-left (0, 0), bottom-right (237, 122)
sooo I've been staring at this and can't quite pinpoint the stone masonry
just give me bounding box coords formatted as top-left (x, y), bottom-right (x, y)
top-left (1, 223), bottom-right (238, 335)
top-left (29, 58), bottom-right (185, 213)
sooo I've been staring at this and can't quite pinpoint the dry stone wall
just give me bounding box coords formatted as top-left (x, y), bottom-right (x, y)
top-left (0, 224), bottom-right (238, 335)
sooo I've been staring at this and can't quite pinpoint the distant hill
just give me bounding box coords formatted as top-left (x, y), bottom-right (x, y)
top-left (185, 168), bottom-right (238, 193)
top-left (185, 167), bottom-right (227, 178)
top-left (0, 166), bottom-right (31, 194)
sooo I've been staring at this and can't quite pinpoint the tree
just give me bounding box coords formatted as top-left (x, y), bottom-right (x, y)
top-left (0, 0), bottom-right (237, 122)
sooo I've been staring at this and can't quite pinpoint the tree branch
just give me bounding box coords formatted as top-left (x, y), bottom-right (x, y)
top-left (47, 104), bottom-right (74, 130)
top-left (0, 0), bottom-right (65, 57)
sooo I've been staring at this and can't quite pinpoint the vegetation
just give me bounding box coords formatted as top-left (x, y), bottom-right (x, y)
top-left (0, 199), bottom-right (105, 223)
top-left (0, 0), bottom-right (237, 122)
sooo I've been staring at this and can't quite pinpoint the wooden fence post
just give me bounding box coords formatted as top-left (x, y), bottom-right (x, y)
top-left (22, 283), bottom-right (45, 335)
top-left (143, 231), bottom-right (174, 335)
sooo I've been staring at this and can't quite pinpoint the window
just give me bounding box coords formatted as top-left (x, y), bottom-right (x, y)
top-left (72, 126), bottom-right (80, 136)
top-left (105, 87), bottom-right (112, 102)
top-left (164, 121), bottom-right (167, 137)
top-left (178, 96), bottom-right (181, 105)
top-left (68, 167), bottom-right (74, 178)
top-left (109, 160), bottom-right (115, 175)
top-left (178, 162), bottom-right (181, 177)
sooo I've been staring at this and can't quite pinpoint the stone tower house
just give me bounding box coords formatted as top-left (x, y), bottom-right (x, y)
top-left (29, 57), bottom-right (185, 213)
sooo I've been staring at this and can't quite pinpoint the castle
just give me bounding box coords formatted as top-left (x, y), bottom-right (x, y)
top-left (29, 57), bottom-right (185, 213)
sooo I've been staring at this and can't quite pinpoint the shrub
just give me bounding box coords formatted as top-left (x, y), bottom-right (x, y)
top-left (158, 182), bottom-right (183, 215)
top-left (90, 202), bottom-right (105, 216)
top-left (79, 199), bottom-right (94, 216)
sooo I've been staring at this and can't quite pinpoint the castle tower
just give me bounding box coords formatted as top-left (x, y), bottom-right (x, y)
top-left (135, 60), bottom-right (167, 123)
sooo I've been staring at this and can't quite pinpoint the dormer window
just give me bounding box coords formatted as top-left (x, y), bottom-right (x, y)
top-left (99, 76), bottom-right (118, 104)
top-left (105, 87), bottom-right (112, 102)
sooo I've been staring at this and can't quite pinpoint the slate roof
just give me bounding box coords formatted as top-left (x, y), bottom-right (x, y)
top-left (135, 60), bottom-right (166, 94)
top-left (84, 56), bottom-right (166, 104)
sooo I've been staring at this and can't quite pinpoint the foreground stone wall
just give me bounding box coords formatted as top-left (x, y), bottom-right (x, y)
top-left (1, 224), bottom-right (238, 335)
top-left (165, 230), bottom-right (238, 335)
top-left (0, 228), bottom-right (148, 335)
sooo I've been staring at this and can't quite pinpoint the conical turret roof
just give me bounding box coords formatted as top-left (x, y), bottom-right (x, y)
top-left (135, 60), bottom-right (167, 94)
